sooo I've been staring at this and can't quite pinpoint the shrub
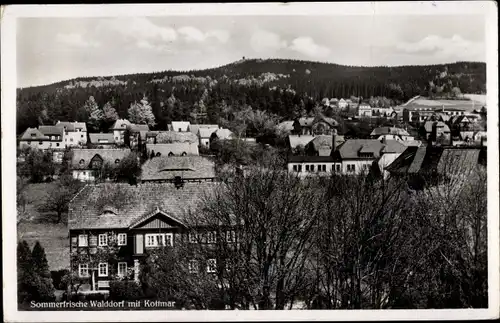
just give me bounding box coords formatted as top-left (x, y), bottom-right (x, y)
top-left (51, 269), bottom-right (70, 290)
top-left (109, 281), bottom-right (144, 301)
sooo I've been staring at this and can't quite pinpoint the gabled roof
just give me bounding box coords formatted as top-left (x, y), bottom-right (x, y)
top-left (71, 148), bottom-right (131, 169)
top-left (109, 119), bottom-right (131, 130)
top-left (189, 124), bottom-right (219, 135)
top-left (171, 121), bottom-right (191, 131)
top-left (141, 156), bottom-right (216, 182)
top-left (20, 127), bottom-right (49, 141)
top-left (386, 146), bottom-right (485, 176)
top-left (305, 135), bottom-right (345, 152)
top-left (129, 208), bottom-right (188, 229)
top-left (381, 140), bottom-right (407, 154)
top-left (277, 121), bottom-right (294, 132)
top-left (198, 127), bottom-right (219, 138)
top-left (145, 143), bottom-right (199, 156)
top-left (89, 133), bottom-right (115, 144)
top-left (68, 182), bottom-right (218, 230)
top-left (370, 126), bottom-right (410, 137)
top-left (127, 124), bottom-right (150, 133)
top-left (56, 121), bottom-right (87, 132)
top-left (39, 126), bottom-right (63, 136)
top-left (288, 135), bottom-right (315, 149)
top-left (337, 139), bottom-right (385, 159)
top-left (297, 114), bottom-right (338, 128)
top-left (213, 128), bottom-right (234, 140)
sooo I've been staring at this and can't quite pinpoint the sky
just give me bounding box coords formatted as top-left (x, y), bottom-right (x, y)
top-left (17, 14), bottom-right (486, 88)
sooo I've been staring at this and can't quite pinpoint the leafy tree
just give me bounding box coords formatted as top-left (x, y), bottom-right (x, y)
top-left (21, 149), bottom-right (56, 183)
top-left (128, 97), bottom-right (156, 127)
top-left (40, 175), bottom-right (83, 223)
top-left (102, 101), bottom-right (119, 122)
top-left (32, 241), bottom-right (51, 278)
top-left (115, 152), bottom-right (141, 184)
top-left (84, 96), bottom-right (103, 132)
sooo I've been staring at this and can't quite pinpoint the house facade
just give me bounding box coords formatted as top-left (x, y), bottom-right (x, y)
top-left (109, 119), bottom-right (132, 144)
top-left (70, 148), bottom-right (131, 181)
top-left (357, 103), bottom-right (372, 118)
top-left (56, 121), bottom-right (88, 147)
top-left (19, 126), bottom-right (64, 150)
top-left (68, 182), bottom-right (227, 291)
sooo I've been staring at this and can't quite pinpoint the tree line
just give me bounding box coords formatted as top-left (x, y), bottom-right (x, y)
top-left (16, 59), bottom-right (486, 135)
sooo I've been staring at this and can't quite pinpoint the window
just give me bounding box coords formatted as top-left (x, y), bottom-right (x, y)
top-left (305, 165), bottom-right (310, 172)
top-left (310, 165), bottom-right (315, 172)
top-left (115, 159), bottom-right (120, 164)
top-left (78, 234), bottom-right (88, 247)
top-left (117, 262), bottom-right (127, 277)
top-left (178, 128), bottom-right (182, 132)
top-left (189, 233), bottom-right (199, 244)
top-left (347, 164), bottom-right (356, 173)
top-left (79, 159), bottom-right (85, 165)
top-left (70, 138), bottom-right (74, 142)
top-left (145, 233), bottom-right (173, 247)
top-left (56, 143), bottom-right (60, 147)
top-left (206, 259), bottom-right (217, 273)
top-left (83, 171), bottom-right (86, 176)
top-left (293, 165), bottom-right (297, 172)
top-left (168, 152), bottom-right (174, 157)
top-left (335, 164), bottom-right (341, 172)
top-left (156, 152), bottom-right (161, 157)
top-left (189, 260), bottom-right (199, 274)
top-left (98, 263), bottom-right (108, 277)
top-left (226, 230), bottom-right (236, 243)
top-left (207, 231), bottom-right (217, 244)
top-left (39, 141), bottom-right (43, 145)
top-left (98, 234), bottom-right (108, 246)
top-left (79, 264), bottom-right (89, 277)
top-left (322, 165), bottom-right (327, 172)
top-left (117, 233), bottom-right (127, 246)
top-left (89, 235), bottom-right (98, 246)
top-left (81, 134), bottom-right (84, 138)
top-left (181, 152), bottom-right (187, 156)
top-left (297, 165), bottom-right (302, 172)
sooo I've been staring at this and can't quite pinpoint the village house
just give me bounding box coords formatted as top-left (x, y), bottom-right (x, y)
top-left (292, 114), bottom-right (339, 136)
top-left (145, 143), bottom-right (199, 157)
top-left (198, 128), bottom-right (219, 147)
top-left (338, 98), bottom-right (348, 110)
top-left (55, 121), bottom-right (88, 147)
top-left (169, 121), bottom-right (191, 132)
top-left (109, 119), bottom-right (132, 144)
top-left (141, 156), bottom-right (216, 184)
top-left (70, 148), bottom-right (131, 182)
top-left (18, 127), bottom-right (64, 150)
top-left (67, 182), bottom-right (230, 291)
top-left (385, 145), bottom-right (487, 190)
top-left (304, 134), bottom-right (345, 157)
top-left (422, 121), bottom-right (451, 144)
top-left (88, 133), bottom-right (117, 148)
top-left (287, 129), bottom-right (407, 177)
top-left (357, 103), bottom-right (372, 118)
top-left (370, 126), bottom-right (414, 142)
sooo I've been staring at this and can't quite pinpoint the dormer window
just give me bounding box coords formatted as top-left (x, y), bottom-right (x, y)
top-left (115, 159), bottom-right (120, 164)
top-left (79, 159), bottom-right (85, 165)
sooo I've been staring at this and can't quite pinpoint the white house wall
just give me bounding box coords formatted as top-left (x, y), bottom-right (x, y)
top-left (73, 170), bottom-right (96, 182)
top-left (64, 130), bottom-right (87, 147)
top-left (287, 159), bottom-right (374, 176)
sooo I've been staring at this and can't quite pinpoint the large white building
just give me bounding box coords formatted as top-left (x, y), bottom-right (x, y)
top-left (56, 121), bottom-right (88, 147)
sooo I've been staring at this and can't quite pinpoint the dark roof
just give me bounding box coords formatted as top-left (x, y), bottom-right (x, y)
top-left (145, 143), bottom-right (199, 156)
top-left (337, 139), bottom-right (385, 159)
top-left (89, 133), bottom-right (116, 144)
top-left (288, 156), bottom-right (335, 163)
top-left (127, 124), bottom-right (150, 133)
top-left (71, 148), bottom-right (131, 169)
top-left (68, 182), bottom-right (218, 230)
top-left (298, 114), bottom-right (339, 128)
top-left (20, 127), bottom-right (49, 141)
top-left (39, 126), bottom-right (63, 136)
top-left (386, 146), bottom-right (484, 176)
top-left (141, 156), bottom-right (216, 181)
top-left (305, 135), bottom-right (345, 154)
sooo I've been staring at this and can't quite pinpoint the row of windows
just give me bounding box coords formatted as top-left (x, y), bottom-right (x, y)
top-left (189, 259), bottom-right (217, 274)
top-left (188, 230), bottom-right (236, 244)
top-left (145, 233), bottom-right (173, 247)
top-left (78, 262), bottom-right (127, 278)
top-left (78, 233), bottom-right (127, 247)
top-left (292, 164), bottom-right (341, 173)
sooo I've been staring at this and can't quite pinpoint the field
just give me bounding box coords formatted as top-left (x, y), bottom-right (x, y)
top-left (17, 182), bottom-right (70, 271)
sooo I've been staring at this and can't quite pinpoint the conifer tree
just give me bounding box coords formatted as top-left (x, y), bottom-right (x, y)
top-left (32, 241), bottom-right (51, 278)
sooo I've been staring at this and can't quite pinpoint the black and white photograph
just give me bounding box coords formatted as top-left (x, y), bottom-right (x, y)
top-left (2, 2), bottom-right (498, 322)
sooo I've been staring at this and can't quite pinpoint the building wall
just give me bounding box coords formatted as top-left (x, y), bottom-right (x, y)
top-left (200, 138), bottom-right (210, 147)
top-left (64, 130), bottom-right (87, 147)
top-left (19, 140), bottom-right (63, 150)
top-left (113, 130), bottom-right (126, 144)
top-left (340, 159), bottom-right (374, 175)
top-left (287, 162), bottom-right (339, 177)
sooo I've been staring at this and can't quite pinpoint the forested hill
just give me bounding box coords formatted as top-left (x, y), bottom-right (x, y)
top-left (17, 58), bottom-right (486, 134)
